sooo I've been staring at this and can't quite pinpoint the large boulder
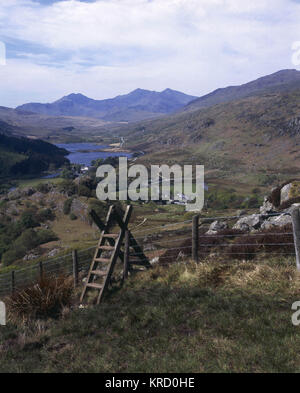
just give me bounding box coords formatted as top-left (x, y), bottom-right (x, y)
top-left (233, 214), bottom-right (263, 232)
top-left (280, 181), bottom-right (300, 205)
top-left (281, 184), bottom-right (293, 204)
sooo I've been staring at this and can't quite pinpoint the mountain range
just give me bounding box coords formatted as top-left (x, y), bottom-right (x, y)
top-left (16, 88), bottom-right (197, 122)
top-left (1, 68), bottom-right (300, 183)
top-left (116, 69), bottom-right (300, 179)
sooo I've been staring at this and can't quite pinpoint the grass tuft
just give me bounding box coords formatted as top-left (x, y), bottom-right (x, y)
top-left (7, 274), bottom-right (74, 322)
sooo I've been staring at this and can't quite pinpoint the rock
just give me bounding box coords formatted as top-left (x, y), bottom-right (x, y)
top-left (176, 251), bottom-right (187, 260)
top-left (48, 248), bottom-right (60, 258)
top-left (281, 184), bottom-right (292, 204)
top-left (150, 257), bottom-right (159, 265)
top-left (206, 220), bottom-right (228, 235)
top-left (236, 210), bottom-right (247, 217)
top-left (29, 192), bottom-right (44, 203)
top-left (143, 243), bottom-right (157, 252)
top-left (23, 253), bottom-right (39, 261)
top-left (260, 197), bottom-right (276, 214)
top-left (233, 214), bottom-right (263, 232)
top-left (8, 189), bottom-right (22, 200)
top-left (261, 214), bottom-right (292, 230)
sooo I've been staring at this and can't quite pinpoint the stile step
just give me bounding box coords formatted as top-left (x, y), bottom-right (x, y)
top-left (91, 270), bottom-right (107, 277)
top-left (95, 257), bottom-right (111, 263)
top-left (103, 234), bottom-right (119, 239)
top-left (86, 283), bottom-right (103, 290)
top-left (99, 246), bottom-right (115, 251)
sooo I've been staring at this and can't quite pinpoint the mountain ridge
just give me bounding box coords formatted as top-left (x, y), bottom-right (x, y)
top-left (16, 88), bottom-right (197, 122)
top-left (183, 69), bottom-right (300, 112)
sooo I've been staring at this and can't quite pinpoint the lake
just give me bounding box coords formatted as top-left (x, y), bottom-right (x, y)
top-left (56, 143), bottom-right (132, 166)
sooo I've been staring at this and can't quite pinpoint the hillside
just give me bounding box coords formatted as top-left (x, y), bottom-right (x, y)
top-left (184, 69), bottom-right (300, 112)
top-left (117, 72), bottom-right (300, 185)
top-left (1, 257), bottom-right (300, 372)
top-left (0, 133), bottom-right (69, 178)
top-left (16, 89), bottom-right (197, 122)
top-left (0, 106), bottom-right (110, 142)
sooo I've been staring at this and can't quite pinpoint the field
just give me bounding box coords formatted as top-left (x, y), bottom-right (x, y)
top-left (1, 256), bottom-right (300, 372)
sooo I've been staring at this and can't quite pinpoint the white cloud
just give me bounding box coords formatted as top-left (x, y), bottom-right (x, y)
top-left (0, 0), bottom-right (299, 106)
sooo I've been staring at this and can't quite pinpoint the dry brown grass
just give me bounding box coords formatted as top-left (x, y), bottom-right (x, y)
top-left (6, 274), bottom-right (74, 322)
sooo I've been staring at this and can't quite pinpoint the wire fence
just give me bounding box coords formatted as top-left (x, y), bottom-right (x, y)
top-left (0, 211), bottom-right (297, 298)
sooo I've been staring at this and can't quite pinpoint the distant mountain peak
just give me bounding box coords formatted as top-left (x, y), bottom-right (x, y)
top-left (56, 93), bottom-right (91, 104)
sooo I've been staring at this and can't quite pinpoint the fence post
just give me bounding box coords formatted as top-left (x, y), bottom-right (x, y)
top-left (291, 205), bottom-right (300, 271)
top-left (72, 250), bottom-right (79, 287)
top-left (39, 261), bottom-right (43, 279)
top-left (11, 270), bottom-right (15, 295)
top-left (192, 215), bottom-right (199, 263)
top-left (123, 230), bottom-right (130, 280)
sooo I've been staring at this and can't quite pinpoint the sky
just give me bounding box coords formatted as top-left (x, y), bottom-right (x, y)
top-left (0, 0), bottom-right (299, 108)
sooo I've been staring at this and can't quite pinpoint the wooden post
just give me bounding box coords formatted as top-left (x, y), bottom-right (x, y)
top-left (11, 270), bottom-right (15, 295)
top-left (72, 250), bottom-right (79, 287)
top-left (291, 205), bottom-right (300, 271)
top-left (192, 215), bottom-right (199, 263)
top-left (39, 261), bottom-right (43, 280)
top-left (123, 230), bottom-right (130, 280)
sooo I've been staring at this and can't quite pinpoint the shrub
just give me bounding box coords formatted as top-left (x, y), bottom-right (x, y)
top-left (58, 179), bottom-right (77, 196)
top-left (258, 174), bottom-right (279, 186)
top-left (2, 229), bottom-right (58, 266)
top-left (244, 196), bottom-right (261, 209)
top-left (252, 188), bottom-right (261, 195)
top-left (7, 274), bottom-right (74, 321)
top-left (37, 208), bottom-right (55, 222)
top-left (78, 184), bottom-right (91, 197)
top-left (20, 209), bottom-right (39, 229)
top-left (70, 213), bottom-right (77, 220)
top-left (36, 183), bottom-right (51, 194)
top-left (61, 168), bottom-right (75, 180)
top-left (88, 199), bottom-right (106, 220)
top-left (2, 247), bottom-right (25, 266)
top-left (63, 198), bottom-right (73, 215)
top-left (35, 229), bottom-right (58, 245)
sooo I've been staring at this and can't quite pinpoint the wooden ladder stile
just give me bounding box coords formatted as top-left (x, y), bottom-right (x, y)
top-left (80, 205), bottom-right (133, 305)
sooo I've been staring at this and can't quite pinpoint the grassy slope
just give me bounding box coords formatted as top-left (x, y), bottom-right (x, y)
top-left (1, 257), bottom-right (300, 373)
